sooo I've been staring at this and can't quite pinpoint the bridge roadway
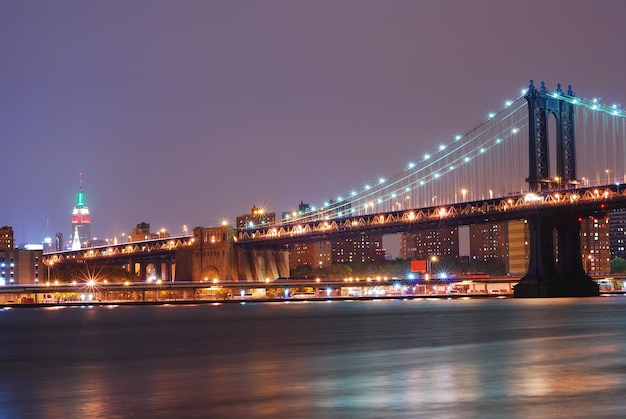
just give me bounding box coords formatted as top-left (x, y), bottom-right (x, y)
top-left (0, 276), bottom-right (623, 306)
top-left (0, 276), bottom-right (524, 304)
top-left (43, 234), bottom-right (195, 277)
top-left (237, 184), bottom-right (626, 247)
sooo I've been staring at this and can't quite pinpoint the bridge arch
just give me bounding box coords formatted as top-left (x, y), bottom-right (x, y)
top-left (201, 267), bottom-right (220, 281)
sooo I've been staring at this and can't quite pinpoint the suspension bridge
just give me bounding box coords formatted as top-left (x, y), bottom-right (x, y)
top-left (236, 80), bottom-right (626, 297)
top-left (44, 80), bottom-right (626, 297)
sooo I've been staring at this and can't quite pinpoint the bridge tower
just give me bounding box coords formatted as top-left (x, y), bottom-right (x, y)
top-left (525, 80), bottom-right (577, 191)
top-left (515, 80), bottom-right (599, 297)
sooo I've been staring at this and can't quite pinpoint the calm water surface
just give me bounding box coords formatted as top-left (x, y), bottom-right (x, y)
top-left (2, 297), bottom-right (626, 418)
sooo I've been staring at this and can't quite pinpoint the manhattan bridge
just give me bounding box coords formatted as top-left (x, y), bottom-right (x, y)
top-left (44, 80), bottom-right (626, 297)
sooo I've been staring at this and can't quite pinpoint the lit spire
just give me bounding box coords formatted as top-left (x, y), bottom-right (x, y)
top-left (71, 227), bottom-right (81, 250)
top-left (76, 172), bottom-right (86, 207)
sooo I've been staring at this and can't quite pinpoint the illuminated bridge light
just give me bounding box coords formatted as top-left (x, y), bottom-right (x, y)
top-left (464, 156), bottom-right (471, 162)
top-left (439, 144), bottom-right (446, 151)
top-left (351, 190), bottom-right (357, 196)
top-left (455, 135), bottom-right (462, 141)
top-left (364, 184), bottom-right (371, 190)
top-left (378, 177), bottom-right (386, 184)
top-left (449, 166), bottom-right (454, 171)
top-left (405, 187), bottom-right (411, 192)
top-left (434, 173), bottom-right (440, 179)
top-left (488, 112), bottom-right (496, 119)
top-left (377, 198), bottom-right (383, 204)
top-left (521, 88), bottom-right (528, 95)
top-left (423, 154), bottom-right (430, 160)
top-left (511, 128), bottom-right (520, 134)
top-left (407, 162), bottom-right (415, 169)
top-left (337, 196), bottom-right (343, 201)
top-left (419, 180), bottom-right (425, 185)
top-left (505, 100), bottom-right (513, 107)
top-left (480, 148), bottom-right (486, 153)
top-left (496, 138), bottom-right (502, 144)
top-left (391, 192), bottom-right (397, 198)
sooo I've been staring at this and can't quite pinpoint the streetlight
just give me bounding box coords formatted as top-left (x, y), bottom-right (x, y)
top-left (606, 169), bottom-right (610, 184)
top-left (461, 188), bottom-right (468, 202)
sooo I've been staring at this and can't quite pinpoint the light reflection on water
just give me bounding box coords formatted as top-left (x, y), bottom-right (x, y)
top-left (1, 298), bottom-right (626, 418)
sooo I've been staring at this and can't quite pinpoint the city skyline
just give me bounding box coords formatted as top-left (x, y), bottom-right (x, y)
top-left (3, 1), bottom-right (626, 247)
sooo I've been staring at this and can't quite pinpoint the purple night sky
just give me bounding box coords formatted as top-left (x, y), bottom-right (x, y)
top-left (2, 1), bottom-right (626, 255)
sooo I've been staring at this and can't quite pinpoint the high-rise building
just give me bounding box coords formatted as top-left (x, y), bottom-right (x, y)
top-left (333, 233), bottom-right (384, 264)
top-left (580, 215), bottom-right (611, 274)
top-left (0, 248), bottom-right (42, 285)
top-left (469, 221), bottom-right (508, 267)
top-left (289, 241), bottom-right (332, 269)
top-left (54, 233), bottom-right (64, 251)
top-left (71, 177), bottom-right (91, 248)
top-left (507, 220), bottom-right (529, 275)
top-left (399, 228), bottom-right (459, 260)
top-left (127, 222), bottom-right (170, 242)
top-left (0, 226), bottom-right (14, 250)
top-left (609, 209), bottom-right (626, 260)
top-left (236, 206), bottom-right (275, 229)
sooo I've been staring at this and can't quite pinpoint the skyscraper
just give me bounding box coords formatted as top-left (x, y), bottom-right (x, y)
top-left (71, 176), bottom-right (91, 248)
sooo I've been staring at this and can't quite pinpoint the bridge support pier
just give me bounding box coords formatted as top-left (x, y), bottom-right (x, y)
top-left (514, 213), bottom-right (599, 297)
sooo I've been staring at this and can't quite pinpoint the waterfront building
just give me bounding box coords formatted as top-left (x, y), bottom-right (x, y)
top-left (333, 233), bottom-right (384, 264)
top-left (506, 220), bottom-right (529, 276)
top-left (580, 215), bottom-right (611, 274)
top-left (237, 206), bottom-right (275, 229)
top-left (399, 227), bottom-right (459, 261)
top-left (609, 209), bottom-right (626, 260)
top-left (127, 222), bottom-right (170, 242)
top-left (0, 248), bottom-right (43, 285)
top-left (0, 226), bottom-right (14, 250)
top-left (289, 241), bottom-right (332, 269)
top-left (469, 221), bottom-right (508, 270)
top-left (282, 201), bottom-right (312, 221)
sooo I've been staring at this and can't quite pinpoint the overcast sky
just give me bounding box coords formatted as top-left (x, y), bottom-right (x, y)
top-left (3, 0), bottom-right (626, 254)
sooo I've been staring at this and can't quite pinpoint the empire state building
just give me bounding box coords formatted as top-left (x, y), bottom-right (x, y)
top-left (71, 179), bottom-right (91, 249)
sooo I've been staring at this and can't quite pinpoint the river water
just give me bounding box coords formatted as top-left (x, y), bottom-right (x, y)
top-left (2, 296), bottom-right (626, 418)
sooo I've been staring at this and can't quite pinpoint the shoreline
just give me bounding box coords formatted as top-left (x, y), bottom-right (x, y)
top-left (3, 291), bottom-right (625, 309)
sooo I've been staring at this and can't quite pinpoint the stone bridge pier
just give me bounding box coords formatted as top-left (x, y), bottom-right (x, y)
top-left (237, 248), bottom-right (289, 281)
top-left (514, 212), bottom-right (599, 297)
top-left (175, 225), bottom-right (289, 281)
